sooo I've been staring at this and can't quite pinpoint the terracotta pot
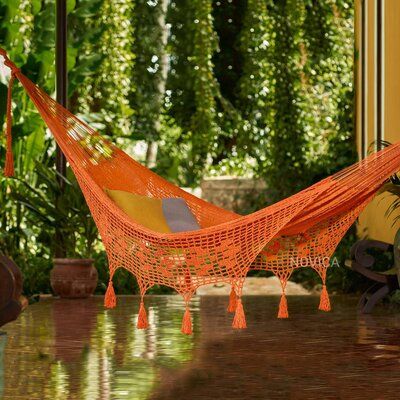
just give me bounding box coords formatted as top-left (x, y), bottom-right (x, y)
top-left (51, 258), bottom-right (98, 299)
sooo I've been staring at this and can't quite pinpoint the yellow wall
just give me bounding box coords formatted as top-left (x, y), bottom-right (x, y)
top-left (356, 0), bottom-right (400, 242)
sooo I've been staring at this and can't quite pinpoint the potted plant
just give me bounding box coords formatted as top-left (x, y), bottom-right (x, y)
top-left (12, 160), bottom-right (99, 298)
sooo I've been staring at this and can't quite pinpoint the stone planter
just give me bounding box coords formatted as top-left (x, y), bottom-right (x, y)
top-left (200, 176), bottom-right (267, 212)
top-left (51, 259), bottom-right (98, 299)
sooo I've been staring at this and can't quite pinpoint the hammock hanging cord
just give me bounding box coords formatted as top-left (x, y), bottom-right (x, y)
top-left (0, 49), bottom-right (20, 177)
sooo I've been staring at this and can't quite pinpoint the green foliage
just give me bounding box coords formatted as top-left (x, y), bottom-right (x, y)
top-left (164, 0), bottom-right (354, 192)
top-left (0, 0), bottom-right (55, 271)
top-left (131, 0), bottom-right (167, 142)
top-left (302, 0), bottom-right (356, 179)
top-left (189, 0), bottom-right (219, 167)
top-left (166, 0), bottom-right (221, 184)
top-left (237, 0), bottom-right (273, 164)
top-left (77, 0), bottom-right (134, 137)
top-left (68, 0), bottom-right (104, 100)
top-left (12, 160), bottom-right (99, 258)
top-left (262, 0), bottom-right (309, 200)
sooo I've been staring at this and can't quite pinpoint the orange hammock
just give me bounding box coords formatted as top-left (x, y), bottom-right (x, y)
top-left (2, 49), bottom-right (400, 334)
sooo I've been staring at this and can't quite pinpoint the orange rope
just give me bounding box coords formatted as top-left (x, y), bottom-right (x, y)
top-left (1, 49), bottom-right (20, 177)
top-left (319, 284), bottom-right (331, 312)
top-left (277, 293), bottom-right (289, 319)
top-left (104, 280), bottom-right (116, 309)
top-left (232, 298), bottom-right (247, 329)
top-left (137, 300), bottom-right (149, 329)
top-left (4, 72), bottom-right (15, 177)
top-left (181, 306), bottom-right (193, 335)
top-left (227, 286), bottom-right (237, 313)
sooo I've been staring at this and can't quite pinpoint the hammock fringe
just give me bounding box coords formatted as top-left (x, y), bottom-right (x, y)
top-left (227, 286), bottom-right (237, 313)
top-left (277, 293), bottom-right (289, 319)
top-left (104, 281), bottom-right (116, 309)
top-left (137, 300), bottom-right (149, 329)
top-left (319, 284), bottom-right (331, 312)
top-left (232, 298), bottom-right (247, 329)
top-left (181, 307), bottom-right (192, 335)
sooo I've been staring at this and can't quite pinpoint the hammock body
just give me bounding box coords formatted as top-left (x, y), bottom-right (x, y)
top-left (2, 49), bottom-right (400, 334)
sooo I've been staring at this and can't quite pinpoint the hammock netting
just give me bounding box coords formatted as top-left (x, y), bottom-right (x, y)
top-left (2, 49), bottom-right (400, 334)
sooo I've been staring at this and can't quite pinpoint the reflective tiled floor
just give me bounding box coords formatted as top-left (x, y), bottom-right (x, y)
top-left (1, 295), bottom-right (400, 399)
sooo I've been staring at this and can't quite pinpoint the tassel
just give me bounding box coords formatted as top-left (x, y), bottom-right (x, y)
top-left (4, 73), bottom-right (15, 177)
top-left (137, 300), bottom-right (149, 329)
top-left (232, 298), bottom-right (247, 329)
top-left (181, 307), bottom-right (192, 335)
top-left (227, 286), bottom-right (237, 313)
top-left (277, 293), bottom-right (289, 318)
top-left (104, 280), bottom-right (116, 309)
top-left (319, 284), bottom-right (331, 312)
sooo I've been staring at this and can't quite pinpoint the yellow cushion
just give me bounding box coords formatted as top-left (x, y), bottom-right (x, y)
top-left (106, 190), bottom-right (172, 233)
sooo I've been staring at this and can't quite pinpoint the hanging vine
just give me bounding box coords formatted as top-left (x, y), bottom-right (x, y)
top-left (265, 0), bottom-right (308, 200)
top-left (164, 0), bottom-right (221, 184)
top-left (189, 0), bottom-right (219, 172)
top-left (131, 0), bottom-right (169, 167)
top-left (68, 0), bottom-right (105, 110)
top-left (77, 0), bottom-right (135, 138)
top-left (302, 0), bottom-right (355, 178)
top-left (237, 0), bottom-right (274, 166)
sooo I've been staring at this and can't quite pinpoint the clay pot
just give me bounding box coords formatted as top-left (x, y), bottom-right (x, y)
top-left (51, 259), bottom-right (98, 298)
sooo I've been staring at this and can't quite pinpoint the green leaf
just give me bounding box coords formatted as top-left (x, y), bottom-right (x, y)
top-left (31, 0), bottom-right (41, 15)
top-left (67, 0), bottom-right (76, 14)
top-left (67, 46), bottom-right (78, 72)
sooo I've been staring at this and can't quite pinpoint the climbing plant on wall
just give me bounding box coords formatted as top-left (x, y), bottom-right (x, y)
top-left (237, 0), bottom-right (274, 170)
top-left (76, 0), bottom-right (135, 138)
top-left (209, 0), bottom-right (248, 176)
top-left (189, 0), bottom-right (220, 170)
top-left (264, 0), bottom-right (309, 200)
top-left (162, 0), bottom-right (354, 192)
top-left (302, 0), bottom-right (356, 179)
top-left (68, 0), bottom-right (105, 109)
top-left (131, 0), bottom-right (168, 152)
top-left (164, 0), bottom-right (221, 185)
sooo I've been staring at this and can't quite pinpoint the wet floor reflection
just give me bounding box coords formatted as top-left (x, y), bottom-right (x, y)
top-left (1, 296), bottom-right (400, 399)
